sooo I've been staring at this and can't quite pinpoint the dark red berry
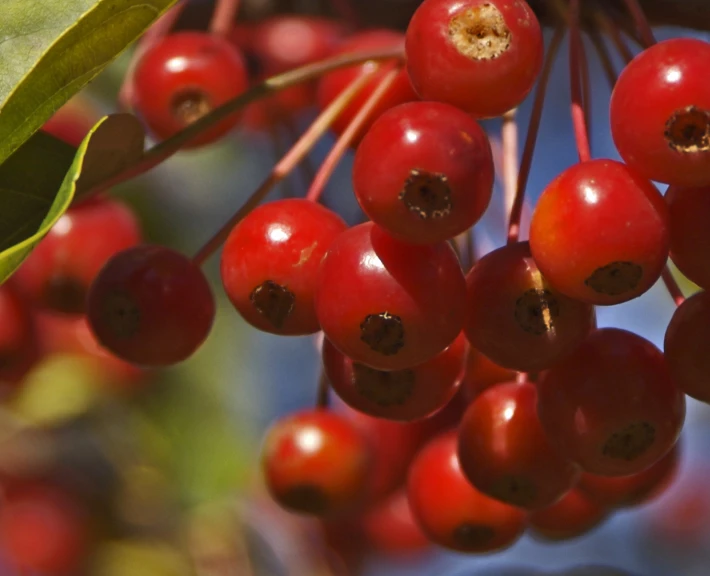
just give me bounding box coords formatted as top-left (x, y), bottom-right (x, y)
top-left (353, 101), bottom-right (494, 244)
top-left (610, 38), bottom-right (710, 187)
top-left (360, 490), bottom-right (430, 556)
top-left (0, 281), bottom-right (39, 387)
top-left (133, 32), bottom-right (249, 147)
top-left (221, 199), bottom-right (347, 335)
top-left (529, 488), bottom-right (607, 542)
top-left (315, 222), bottom-right (466, 370)
top-left (405, 0), bottom-right (543, 118)
top-left (458, 381), bottom-right (580, 510)
top-left (407, 432), bottom-right (526, 553)
top-left (537, 328), bottom-right (685, 476)
top-left (86, 245), bottom-right (215, 366)
top-left (461, 346), bottom-right (516, 402)
top-left (261, 410), bottom-right (371, 516)
top-left (529, 159), bottom-right (670, 305)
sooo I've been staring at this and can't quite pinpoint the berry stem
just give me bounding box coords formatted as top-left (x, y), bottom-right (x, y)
top-left (209, 0), bottom-right (240, 37)
top-left (191, 67), bottom-right (380, 266)
top-left (507, 26), bottom-right (565, 244)
top-left (317, 371), bottom-right (330, 409)
top-left (569, 0), bottom-right (592, 163)
top-left (80, 48), bottom-right (404, 197)
top-left (594, 10), bottom-right (634, 64)
top-left (588, 29), bottom-right (618, 88)
top-left (305, 67), bottom-right (401, 202)
top-left (501, 109), bottom-right (519, 236)
top-left (622, 0), bottom-right (657, 47)
top-left (661, 265), bottom-right (686, 307)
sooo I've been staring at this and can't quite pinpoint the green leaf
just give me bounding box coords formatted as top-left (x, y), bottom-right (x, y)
top-left (0, 114), bottom-right (135, 284)
top-left (0, 0), bottom-right (177, 164)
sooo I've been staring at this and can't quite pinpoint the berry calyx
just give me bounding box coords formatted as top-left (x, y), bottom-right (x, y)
top-left (86, 245), bottom-right (215, 366)
top-left (353, 101), bottom-right (494, 244)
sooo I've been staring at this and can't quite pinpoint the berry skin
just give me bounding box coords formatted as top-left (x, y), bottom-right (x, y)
top-left (352, 101), bottom-right (494, 244)
top-left (407, 432), bottom-right (526, 553)
top-left (666, 185), bottom-right (710, 290)
top-left (458, 381), bottom-right (580, 510)
top-left (322, 331), bottom-right (465, 421)
top-left (664, 290), bottom-right (710, 404)
top-left (610, 38), bottom-right (710, 187)
top-left (86, 245), bottom-right (215, 367)
top-left (14, 196), bottom-right (141, 315)
top-left (464, 242), bottom-right (594, 372)
top-left (360, 490), bottom-right (430, 556)
top-left (315, 222), bottom-right (467, 371)
top-left (405, 0), bottom-right (543, 118)
top-left (221, 199), bottom-right (347, 335)
top-left (316, 30), bottom-right (418, 146)
top-left (0, 484), bottom-right (88, 575)
top-left (0, 281), bottom-right (39, 386)
top-left (537, 328), bottom-right (685, 477)
top-left (261, 410), bottom-right (371, 516)
top-left (133, 32), bottom-right (248, 147)
top-left (461, 346), bottom-right (516, 402)
top-left (529, 488), bottom-right (607, 542)
top-left (529, 159), bottom-right (670, 306)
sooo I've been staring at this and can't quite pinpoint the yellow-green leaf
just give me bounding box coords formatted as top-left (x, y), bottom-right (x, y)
top-left (0, 0), bottom-right (176, 165)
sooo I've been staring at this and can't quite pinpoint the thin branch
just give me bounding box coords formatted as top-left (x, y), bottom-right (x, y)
top-left (595, 10), bottom-right (635, 64)
top-left (588, 29), bottom-right (619, 89)
top-left (569, 0), bottom-right (592, 162)
top-left (661, 265), bottom-right (685, 307)
top-left (622, 0), bottom-right (657, 47)
top-left (501, 109), bottom-right (519, 236)
top-left (210, 0), bottom-right (240, 37)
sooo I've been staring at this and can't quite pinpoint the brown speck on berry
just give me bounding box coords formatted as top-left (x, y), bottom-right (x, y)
top-left (250, 280), bottom-right (295, 328)
top-left (103, 292), bottom-right (141, 338)
top-left (514, 288), bottom-right (559, 335)
top-left (453, 523), bottom-right (495, 549)
top-left (664, 105), bottom-right (710, 153)
top-left (351, 363), bottom-right (415, 406)
top-left (280, 484), bottom-right (329, 515)
top-left (171, 88), bottom-right (213, 125)
top-left (399, 169), bottom-right (452, 219)
top-left (584, 261), bottom-right (643, 296)
top-left (602, 422), bottom-right (656, 461)
top-left (489, 474), bottom-right (537, 508)
top-left (359, 312), bottom-right (405, 356)
top-left (44, 276), bottom-right (87, 314)
top-left (447, 4), bottom-right (511, 61)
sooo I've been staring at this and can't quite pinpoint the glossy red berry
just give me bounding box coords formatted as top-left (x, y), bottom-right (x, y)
top-left (664, 290), bottom-right (710, 404)
top-left (579, 441), bottom-right (680, 509)
top-left (666, 185), bottom-right (710, 290)
top-left (86, 245), bottom-right (215, 366)
top-left (14, 196), bottom-right (141, 315)
top-left (360, 490), bottom-right (430, 556)
top-left (405, 0), bottom-right (543, 118)
top-left (261, 410), bottom-right (371, 516)
top-left (322, 331), bottom-right (465, 421)
top-left (0, 281), bottom-right (39, 386)
top-left (316, 30), bottom-right (418, 146)
top-left (529, 488), bottom-right (607, 542)
top-left (315, 222), bottom-right (466, 371)
top-left (353, 101), bottom-right (494, 244)
top-left (464, 242), bottom-right (594, 372)
top-left (537, 328), bottom-right (685, 476)
top-left (458, 381), bottom-right (580, 510)
top-left (407, 432), bottom-right (526, 553)
top-left (462, 346), bottom-right (516, 402)
top-left (221, 199), bottom-right (347, 335)
top-left (0, 484), bottom-right (88, 575)
top-left (610, 38), bottom-right (710, 187)
top-left (133, 32), bottom-right (248, 147)
top-left (529, 159), bottom-right (670, 305)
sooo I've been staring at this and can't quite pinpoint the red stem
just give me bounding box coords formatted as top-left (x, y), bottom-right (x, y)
top-left (588, 29), bottom-right (618, 88)
top-left (507, 26), bottom-right (565, 244)
top-left (501, 109), bottom-right (519, 236)
top-left (210, 0), bottom-right (240, 37)
top-left (622, 0), bottom-right (657, 47)
top-left (317, 371), bottom-right (330, 409)
top-left (569, 0), bottom-right (591, 163)
top-left (595, 10), bottom-right (634, 64)
top-left (661, 265), bottom-right (685, 307)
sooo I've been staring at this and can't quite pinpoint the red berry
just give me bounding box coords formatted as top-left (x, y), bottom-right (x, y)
top-left (86, 245), bottom-right (215, 366)
top-left (133, 32), bottom-right (248, 147)
top-left (352, 101), bottom-right (494, 244)
top-left (0, 281), bottom-right (39, 386)
top-left (529, 159), bottom-right (670, 305)
top-left (537, 328), bottom-right (685, 476)
top-left (664, 290), bottom-right (710, 404)
top-left (315, 222), bottom-right (467, 370)
top-left (458, 381), bottom-right (580, 510)
top-left (666, 185), bottom-right (710, 290)
top-left (461, 346), bottom-right (516, 402)
top-left (360, 490), bottom-right (430, 556)
top-left (610, 38), bottom-right (710, 187)
top-left (407, 432), bottom-right (526, 553)
top-left (316, 30), bottom-right (418, 146)
top-left (261, 410), bottom-right (371, 516)
top-left (0, 484), bottom-right (88, 575)
top-left (464, 241), bottom-right (594, 372)
top-left (405, 0), bottom-right (543, 118)
top-left (221, 199), bottom-right (347, 335)
top-left (579, 441), bottom-right (680, 509)
top-left (242, 83), bottom-right (316, 131)
top-left (322, 331), bottom-right (465, 421)
top-left (14, 196), bottom-right (141, 315)
top-left (529, 488), bottom-right (607, 542)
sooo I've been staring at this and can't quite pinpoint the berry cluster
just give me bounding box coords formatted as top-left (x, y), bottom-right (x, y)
top-left (5, 0), bottom-right (710, 570)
